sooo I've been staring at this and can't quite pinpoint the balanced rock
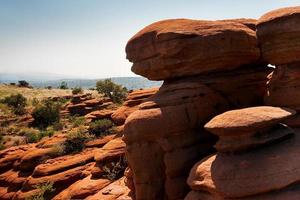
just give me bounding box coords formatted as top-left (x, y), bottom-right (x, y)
top-left (187, 130), bottom-right (300, 199)
top-left (126, 19), bottom-right (260, 80)
top-left (257, 6), bottom-right (300, 65)
top-left (204, 106), bottom-right (295, 152)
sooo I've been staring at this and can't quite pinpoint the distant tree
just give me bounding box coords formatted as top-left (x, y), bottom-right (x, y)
top-left (18, 80), bottom-right (30, 88)
top-left (96, 79), bottom-right (128, 103)
top-left (46, 86), bottom-right (52, 90)
top-left (72, 87), bottom-right (83, 95)
top-left (9, 83), bottom-right (16, 86)
top-left (58, 81), bottom-right (68, 89)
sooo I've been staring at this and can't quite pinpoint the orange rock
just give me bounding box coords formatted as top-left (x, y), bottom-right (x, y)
top-left (86, 177), bottom-right (131, 200)
top-left (0, 144), bottom-right (35, 173)
top-left (22, 163), bottom-right (93, 192)
top-left (85, 109), bottom-right (115, 122)
top-left (32, 148), bottom-right (97, 177)
top-left (52, 175), bottom-right (111, 200)
top-left (126, 19), bottom-right (260, 80)
top-left (265, 63), bottom-right (300, 111)
top-left (17, 147), bottom-right (59, 172)
top-left (257, 6), bottom-right (300, 65)
top-left (112, 88), bottom-right (158, 125)
top-left (187, 133), bottom-right (300, 198)
top-left (219, 18), bottom-right (257, 30)
top-left (85, 134), bottom-right (116, 148)
top-left (205, 106), bottom-right (295, 136)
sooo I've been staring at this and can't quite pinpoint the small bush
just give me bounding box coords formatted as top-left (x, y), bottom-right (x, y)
top-left (39, 128), bottom-right (55, 139)
top-left (72, 87), bottom-right (83, 95)
top-left (27, 181), bottom-right (55, 200)
top-left (58, 81), bottom-right (68, 89)
top-left (20, 128), bottom-right (40, 143)
top-left (88, 119), bottom-right (114, 136)
top-left (52, 122), bottom-right (64, 131)
top-left (32, 100), bottom-right (60, 128)
top-left (96, 79), bottom-right (127, 103)
top-left (69, 115), bottom-right (85, 127)
top-left (18, 80), bottom-right (30, 88)
top-left (50, 143), bottom-right (65, 155)
top-left (64, 126), bottom-right (91, 154)
top-left (2, 93), bottom-right (27, 115)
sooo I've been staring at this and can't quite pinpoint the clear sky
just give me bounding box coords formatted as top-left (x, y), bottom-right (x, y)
top-left (0, 0), bottom-right (299, 79)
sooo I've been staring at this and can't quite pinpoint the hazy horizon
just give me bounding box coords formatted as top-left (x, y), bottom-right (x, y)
top-left (0, 0), bottom-right (299, 79)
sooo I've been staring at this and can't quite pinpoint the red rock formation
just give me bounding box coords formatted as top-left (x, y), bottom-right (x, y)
top-left (257, 6), bottom-right (300, 65)
top-left (111, 87), bottom-right (158, 125)
top-left (0, 133), bottom-right (129, 200)
top-left (257, 6), bottom-right (300, 127)
top-left (126, 19), bottom-right (260, 80)
top-left (124, 18), bottom-right (269, 199)
top-left (187, 106), bottom-right (299, 199)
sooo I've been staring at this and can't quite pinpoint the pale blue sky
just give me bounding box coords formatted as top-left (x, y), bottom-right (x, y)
top-left (0, 0), bottom-right (299, 78)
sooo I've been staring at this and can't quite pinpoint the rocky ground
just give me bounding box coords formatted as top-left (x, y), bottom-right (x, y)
top-left (0, 85), bottom-right (157, 200)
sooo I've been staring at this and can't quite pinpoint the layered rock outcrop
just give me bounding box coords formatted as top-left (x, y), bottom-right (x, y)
top-left (124, 18), bottom-right (270, 199)
top-left (126, 19), bottom-right (261, 81)
top-left (257, 6), bottom-right (300, 127)
top-left (187, 106), bottom-right (299, 199)
top-left (0, 134), bottom-right (129, 200)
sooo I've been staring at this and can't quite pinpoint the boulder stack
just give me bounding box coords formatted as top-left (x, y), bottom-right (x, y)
top-left (124, 18), bottom-right (270, 199)
top-left (257, 6), bottom-right (300, 126)
top-left (187, 106), bottom-right (299, 199)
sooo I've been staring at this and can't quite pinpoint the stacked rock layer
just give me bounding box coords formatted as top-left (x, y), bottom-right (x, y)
top-left (124, 18), bottom-right (270, 199)
top-left (258, 6), bottom-right (300, 126)
top-left (187, 106), bottom-right (299, 199)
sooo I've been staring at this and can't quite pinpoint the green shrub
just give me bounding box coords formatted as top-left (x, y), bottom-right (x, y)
top-left (58, 81), bottom-right (68, 89)
top-left (96, 79), bottom-right (127, 103)
top-left (20, 128), bottom-right (40, 143)
top-left (32, 100), bottom-right (60, 128)
top-left (39, 128), bottom-right (55, 139)
top-left (64, 126), bottom-right (91, 154)
top-left (2, 93), bottom-right (27, 115)
top-left (69, 115), bottom-right (85, 127)
top-left (72, 87), bottom-right (83, 95)
top-left (27, 181), bottom-right (55, 200)
top-left (88, 119), bottom-right (114, 136)
top-left (52, 122), bottom-right (64, 131)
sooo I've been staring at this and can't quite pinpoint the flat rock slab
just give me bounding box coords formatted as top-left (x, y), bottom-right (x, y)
top-left (187, 131), bottom-right (300, 198)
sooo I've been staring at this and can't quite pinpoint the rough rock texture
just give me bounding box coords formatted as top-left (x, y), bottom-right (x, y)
top-left (257, 6), bottom-right (300, 65)
top-left (258, 7), bottom-right (300, 128)
top-left (126, 19), bottom-right (260, 80)
top-left (0, 134), bottom-right (130, 200)
top-left (111, 87), bottom-right (158, 125)
top-left (187, 104), bottom-right (300, 200)
top-left (124, 17), bottom-right (271, 200)
top-left (66, 94), bottom-right (115, 116)
top-left (205, 106), bottom-right (295, 136)
top-left (265, 63), bottom-right (300, 110)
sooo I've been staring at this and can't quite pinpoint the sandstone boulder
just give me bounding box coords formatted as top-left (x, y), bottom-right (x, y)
top-left (257, 6), bottom-right (300, 65)
top-left (126, 19), bottom-right (260, 80)
top-left (187, 132), bottom-right (300, 198)
top-left (204, 106), bottom-right (295, 152)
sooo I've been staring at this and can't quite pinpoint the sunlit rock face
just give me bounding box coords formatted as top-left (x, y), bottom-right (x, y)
top-left (187, 106), bottom-right (299, 200)
top-left (258, 6), bottom-right (300, 127)
top-left (124, 18), bottom-right (270, 200)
